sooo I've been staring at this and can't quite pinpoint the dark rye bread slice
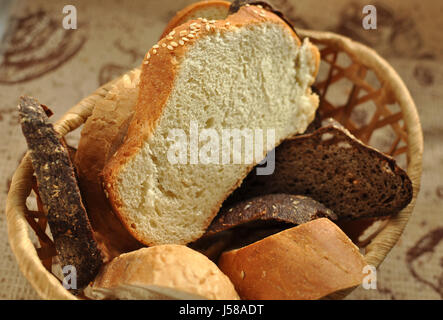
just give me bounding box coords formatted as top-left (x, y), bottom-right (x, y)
top-left (226, 121), bottom-right (413, 220)
top-left (207, 193), bottom-right (337, 236)
top-left (18, 96), bottom-right (103, 293)
top-left (190, 194), bottom-right (336, 260)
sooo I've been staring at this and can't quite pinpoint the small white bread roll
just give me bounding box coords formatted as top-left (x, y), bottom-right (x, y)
top-left (218, 218), bottom-right (367, 300)
top-left (85, 245), bottom-right (240, 300)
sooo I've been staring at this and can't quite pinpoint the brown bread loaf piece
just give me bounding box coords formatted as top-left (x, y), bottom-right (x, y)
top-left (18, 96), bottom-right (103, 293)
top-left (227, 121), bottom-right (413, 220)
top-left (218, 218), bottom-right (367, 300)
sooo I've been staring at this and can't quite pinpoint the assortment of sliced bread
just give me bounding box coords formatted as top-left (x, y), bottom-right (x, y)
top-left (17, 1), bottom-right (414, 300)
top-left (101, 4), bottom-right (320, 246)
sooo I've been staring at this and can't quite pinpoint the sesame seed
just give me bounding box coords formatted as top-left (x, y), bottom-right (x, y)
top-left (143, 60), bottom-right (149, 65)
top-left (187, 34), bottom-right (195, 38)
top-left (245, 4), bottom-right (250, 7)
top-left (206, 24), bottom-right (211, 31)
top-left (166, 35), bottom-right (173, 40)
top-left (179, 40), bottom-right (184, 45)
top-left (202, 18), bottom-right (208, 23)
top-left (259, 13), bottom-right (266, 17)
top-left (170, 41), bottom-right (178, 47)
top-left (198, 17), bottom-right (203, 20)
top-left (225, 22), bottom-right (230, 26)
top-left (180, 30), bottom-right (188, 36)
top-left (190, 22), bottom-right (197, 27)
top-left (169, 30), bottom-right (176, 36)
top-left (153, 44), bottom-right (159, 49)
top-left (146, 53), bottom-right (150, 59)
top-left (153, 49), bottom-right (157, 54)
top-left (167, 45), bottom-right (174, 50)
top-left (257, 5), bottom-right (263, 8)
top-left (182, 37), bottom-right (189, 41)
top-left (161, 43), bottom-right (167, 48)
top-left (209, 20), bottom-right (216, 24)
top-left (253, 10), bottom-right (258, 14)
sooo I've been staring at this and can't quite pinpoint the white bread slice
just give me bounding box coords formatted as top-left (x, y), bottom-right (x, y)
top-left (102, 6), bottom-right (320, 246)
top-left (161, 1), bottom-right (231, 38)
top-left (85, 245), bottom-right (239, 300)
top-left (74, 2), bottom-right (234, 258)
top-left (218, 218), bottom-right (367, 300)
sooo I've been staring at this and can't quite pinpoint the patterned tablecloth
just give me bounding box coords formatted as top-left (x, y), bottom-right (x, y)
top-left (0, 0), bottom-right (441, 299)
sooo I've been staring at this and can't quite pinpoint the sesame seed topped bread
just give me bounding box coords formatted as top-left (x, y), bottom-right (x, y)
top-left (102, 6), bottom-right (320, 246)
top-left (85, 245), bottom-right (239, 300)
top-left (218, 218), bottom-right (367, 300)
top-left (74, 2), bottom-right (237, 259)
top-left (227, 119), bottom-right (413, 220)
top-left (161, 0), bottom-right (231, 38)
top-left (18, 96), bottom-right (103, 292)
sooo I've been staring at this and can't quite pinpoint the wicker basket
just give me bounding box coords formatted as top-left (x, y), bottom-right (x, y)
top-left (5, 30), bottom-right (423, 300)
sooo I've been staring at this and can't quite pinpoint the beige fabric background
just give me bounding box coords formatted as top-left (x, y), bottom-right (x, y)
top-left (0, 0), bottom-right (441, 299)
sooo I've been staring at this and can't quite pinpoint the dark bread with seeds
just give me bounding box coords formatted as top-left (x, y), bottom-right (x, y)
top-left (207, 193), bottom-right (337, 236)
top-left (227, 120), bottom-right (413, 220)
top-left (190, 193), bottom-right (337, 260)
top-left (18, 96), bottom-right (103, 293)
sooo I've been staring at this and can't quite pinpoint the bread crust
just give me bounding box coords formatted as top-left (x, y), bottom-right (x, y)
top-left (102, 6), bottom-right (319, 245)
top-left (161, 0), bottom-right (231, 38)
top-left (74, 69), bottom-right (143, 260)
top-left (87, 245), bottom-right (240, 300)
top-left (218, 218), bottom-right (367, 300)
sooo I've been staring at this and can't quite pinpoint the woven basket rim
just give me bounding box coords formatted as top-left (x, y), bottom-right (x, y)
top-left (5, 30), bottom-right (423, 300)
